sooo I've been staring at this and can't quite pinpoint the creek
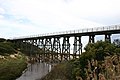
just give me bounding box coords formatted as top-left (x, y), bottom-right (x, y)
top-left (16, 62), bottom-right (51, 80)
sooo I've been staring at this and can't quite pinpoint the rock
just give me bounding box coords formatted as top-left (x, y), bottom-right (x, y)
top-left (0, 55), bottom-right (5, 59)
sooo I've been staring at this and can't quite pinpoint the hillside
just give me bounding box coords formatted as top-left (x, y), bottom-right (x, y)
top-left (0, 39), bottom-right (27, 80)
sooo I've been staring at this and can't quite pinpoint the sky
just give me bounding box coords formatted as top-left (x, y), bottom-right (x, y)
top-left (0, 0), bottom-right (120, 39)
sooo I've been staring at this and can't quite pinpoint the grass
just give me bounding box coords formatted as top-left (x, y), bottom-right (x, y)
top-left (0, 41), bottom-right (27, 80)
top-left (0, 55), bottom-right (27, 80)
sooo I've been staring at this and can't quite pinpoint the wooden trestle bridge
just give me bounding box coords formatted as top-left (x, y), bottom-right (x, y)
top-left (10, 25), bottom-right (120, 62)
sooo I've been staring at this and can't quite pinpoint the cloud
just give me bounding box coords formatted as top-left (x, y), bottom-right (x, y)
top-left (0, 0), bottom-right (120, 38)
top-left (0, 7), bottom-right (5, 19)
top-left (0, 8), bottom-right (5, 14)
top-left (8, 0), bottom-right (120, 25)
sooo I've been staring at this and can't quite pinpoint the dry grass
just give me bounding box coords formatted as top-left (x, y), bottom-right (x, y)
top-left (77, 55), bottom-right (120, 80)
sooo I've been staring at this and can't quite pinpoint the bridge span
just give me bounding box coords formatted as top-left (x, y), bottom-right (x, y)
top-left (11, 25), bottom-right (120, 62)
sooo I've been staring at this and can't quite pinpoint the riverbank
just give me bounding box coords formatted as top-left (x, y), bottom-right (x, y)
top-left (40, 41), bottom-right (120, 80)
top-left (41, 55), bottom-right (120, 80)
top-left (16, 62), bottom-right (51, 80)
top-left (40, 61), bottom-right (74, 80)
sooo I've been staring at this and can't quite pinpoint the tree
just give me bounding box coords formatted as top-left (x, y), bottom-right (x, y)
top-left (84, 41), bottom-right (116, 61)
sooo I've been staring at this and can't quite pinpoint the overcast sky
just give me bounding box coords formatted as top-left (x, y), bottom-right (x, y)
top-left (0, 0), bottom-right (120, 39)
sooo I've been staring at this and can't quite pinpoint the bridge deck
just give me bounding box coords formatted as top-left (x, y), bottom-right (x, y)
top-left (12, 25), bottom-right (120, 40)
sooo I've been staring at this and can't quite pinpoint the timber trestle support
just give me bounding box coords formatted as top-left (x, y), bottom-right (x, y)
top-left (73, 36), bottom-right (82, 59)
top-left (62, 36), bottom-right (70, 61)
top-left (12, 34), bottom-right (113, 63)
top-left (52, 37), bottom-right (61, 62)
top-left (11, 25), bottom-right (120, 63)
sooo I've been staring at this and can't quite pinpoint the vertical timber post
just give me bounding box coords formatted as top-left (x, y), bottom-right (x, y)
top-left (16, 40), bottom-right (21, 48)
top-left (89, 35), bottom-right (95, 43)
top-left (29, 39), bottom-right (34, 61)
top-left (62, 36), bottom-right (70, 61)
top-left (38, 38), bottom-right (44, 62)
top-left (52, 37), bottom-right (61, 62)
top-left (20, 40), bottom-right (23, 50)
top-left (105, 34), bottom-right (111, 42)
top-left (34, 39), bottom-right (38, 54)
top-left (73, 36), bottom-right (82, 59)
top-left (34, 39), bottom-right (38, 46)
top-left (24, 40), bottom-right (28, 53)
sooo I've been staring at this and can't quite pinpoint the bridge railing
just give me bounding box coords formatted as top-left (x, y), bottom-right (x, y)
top-left (52, 25), bottom-right (120, 35)
top-left (12, 25), bottom-right (120, 39)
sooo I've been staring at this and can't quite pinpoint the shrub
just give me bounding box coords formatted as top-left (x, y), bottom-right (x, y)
top-left (0, 38), bottom-right (6, 42)
top-left (0, 42), bottom-right (15, 55)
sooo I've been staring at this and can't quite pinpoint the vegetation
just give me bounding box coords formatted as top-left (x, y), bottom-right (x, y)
top-left (14, 41), bottom-right (42, 56)
top-left (1, 38), bottom-right (120, 80)
top-left (0, 38), bottom-right (6, 42)
top-left (0, 42), bottom-right (15, 55)
top-left (41, 40), bottom-right (120, 80)
top-left (113, 39), bottom-right (120, 48)
top-left (0, 55), bottom-right (27, 80)
top-left (0, 40), bottom-right (27, 80)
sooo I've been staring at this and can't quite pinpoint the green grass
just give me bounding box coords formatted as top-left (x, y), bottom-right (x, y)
top-left (0, 56), bottom-right (27, 80)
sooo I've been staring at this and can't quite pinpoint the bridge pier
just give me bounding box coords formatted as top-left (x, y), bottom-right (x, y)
top-left (29, 40), bottom-right (34, 60)
top-left (34, 39), bottom-right (38, 46)
top-left (52, 37), bottom-right (61, 62)
top-left (73, 36), bottom-right (82, 59)
top-left (38, 38), bottom-right (44, 62)
top-left (105, 34), bottom-right (111, 42)
top-left (44, 38), bottom-right (52, 62)
top-left (89, 35), bottom-right (95, 43)
top-left (38, 38), bottom-right (44, 48)
top-left (20, 40), bottom-right (25, 51)
top-left (32, 39), bottom-right (38, 52)
top-left (24, 40), bottom-right (29, 53)
top-left (16, 40), bottom-right (22, 49)
top-left (62, 37), bottom-right (70, 61)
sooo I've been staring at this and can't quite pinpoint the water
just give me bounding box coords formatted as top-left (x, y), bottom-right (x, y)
top-left (16, 62), bottom-right (51, 80)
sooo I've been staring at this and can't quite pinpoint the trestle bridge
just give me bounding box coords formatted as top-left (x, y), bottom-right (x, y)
top-left (11, 25), bottom-right (120, 62)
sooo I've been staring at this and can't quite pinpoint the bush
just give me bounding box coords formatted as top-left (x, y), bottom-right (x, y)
top-left (84, 41), bottom-right (116, 61)
top-left (0, 38), bottom-right (6, 42)
top-left (0, 42), bottom-right (15, 55)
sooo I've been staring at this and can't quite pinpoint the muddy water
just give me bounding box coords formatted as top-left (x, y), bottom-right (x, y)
top-left (16, 63), bottom-right (51, 80)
